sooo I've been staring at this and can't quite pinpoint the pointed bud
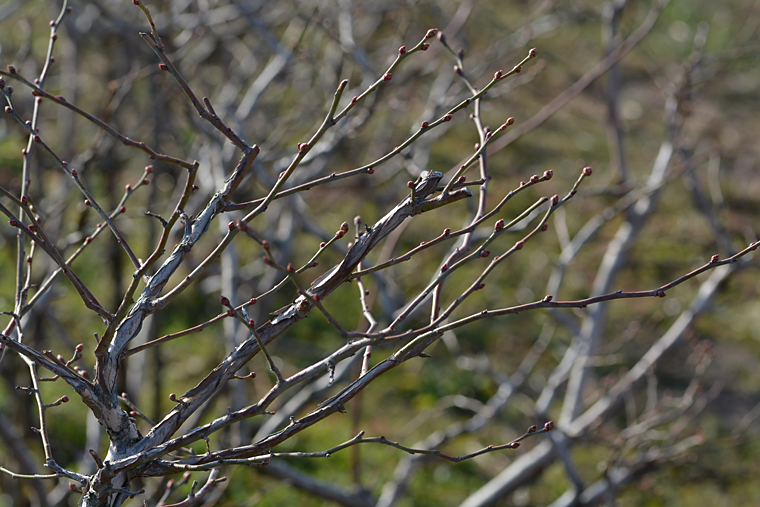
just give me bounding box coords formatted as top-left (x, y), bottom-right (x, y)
top-left (340, 222), bottom-right (349, 233)
top-left (551, 194), bottom-right (559, 206)
top-left (494, 219), bottom-right (505, 232)
top-left (543, 295), bottom-right (553, 302)
top-left (506, 117), bottom-right (515, 126)
top-left (425, 28), bottom-right (438, 38)
top-left (420, 43), bottom-right (429, 51)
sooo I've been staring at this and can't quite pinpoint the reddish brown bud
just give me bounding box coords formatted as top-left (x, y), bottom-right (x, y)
top-left (407, 181), bottom-right (414, 189)
top-left (543, 169), bottom-right (553, 180)
top-left (226, 309), bottom-right (234, 317)
top-left (69, 483), bottom-right (78, 492)
top-left (33, 135), bottom-right (41, 143)
top-left (437, 31), bottom-right (446, 42)
top-left (399, 45), bottom-right (406, 55)
top-left (67, 6), bottom-right (72, 12)
top-left (544, 421), bottom-right (554, 431)
top-left (287, 263), bottom-right (296, 273)
top-left (20, 195), bottom-right (28, 205)
top-left (76, 343), bottom-right (84, 352)
top-left (248, 298), bottom-right (258, 306)
top-left (420, 121), bottom-right (429, 129)
top-left (351, 96), bottom-right (358, 104)
top-left (61, 395), bottom-right (69, 403)
top-left (457, 48), bottom-right (465, 59)
top-left (710, 254), bottom-right (719, 263)
top-left (143, 178), bottom-right (150, 185)
top-left (340, 222), bottom-right (349, 233)
top-left (51, 33), bottom-right (58, 41)
top-left (476, 283), bottom-right (485, 290)
top-left (3, 106), bottom-right (11, 114)
top-left (420, 43), bottom-right (430, 51)
top-left (515, 66), bottom-right (522, 73)
top-left (366, 167), bottom-right (374, 174)
top-left (84, 199), bottom-right (91, 207)
top-left (527, 425), bottom-right (538, 433)
top-left (298, 142), bottom-right (308, 153)
top-left (263, 256), bottom-right (272, 265)
top-left (335, 230), bottom-right (345, 239)
top-left (125, 184), bottom-right (132, 191)
top-left (510, 442), bottom-right (521, 448)
top-left (515, 240), bottom-right (524, 250)
top-left (551, 194), bottom-right (559, 206)
top-left (220, 295), bottom-right (230, 306)
top-left (441, 264), bottom-right (448, 272)
top-left (133, 0), bottom-right (139, 4)
top-left (119, 206), bottom-right (126, 214)
top-left (494, 70), bottom-right (503, 80)
top-left (425, 28), bottom-right (438, 38)
top-left (6, 86), bottom-right (13, 94)
top-left (84, 236), bottom-right (92, 245)
top-left (457, 175), bottom-right (466, 183)
top-left (262, 240), bottom-right (270, 250)
top-left (656, 290), bottom-right (666, 298)
top-left (543, 295), bottom-right (553, 302)
top-left (8, 65), bottom-right (16, 74)
top-left (494, 219), bottom-right (505, 232)
top-left (71, 169), bottom-right (77, 177)
top-left (145, 165), bottom-right (153, 174)
top-left (480, 250), bottom-right (491, 258)
top-left (383, 72), bottom-right (392, 81)
top-left (158, 63), bottom-right (168, 71)
top-left (506, 117), bottom-right (515, 126)
top-left (443, 114), bottom-right (452, 122)
top-left (443, 228), bottom-right (451, 236)
top-left (529, 48), bottom-right (537, 58)
top-left (541, 223), bottom-right (549, 232)
top-left (582, 166), bottom-right (593, 176)
top-left (530, 175), bottom-right (539, 184)
top-left (8, 220), bottom-right (18, 227)
top-left (454, 65), bottom-right (462, 75)
top-left (248, 319), bottom-right (255, 327)
top-left (319, 241), bottom-right (326, 248)
top-left (28, 224), bottom-right (37, 232)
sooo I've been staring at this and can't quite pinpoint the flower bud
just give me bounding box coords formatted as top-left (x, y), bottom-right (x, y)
top-left (383, 72), bottom-right (392, 81)
top-left (120, 206), bottom-right (126, 214)
top-left (425, 28), bottom-right (438, 38)
top-left (480, 250), bottom-right (491, 258)
top-left (420, 43), bottom-right (429, 51)
top-left (158, 63), bottom-right (168, 71)
top-left (529, 48), bottom-right (537, 58)
top-left (443, 114), bottom-right (452, 122)
top-left (494, 70), bottom-right (503, 79)
top-left (543, 169), bottom-right (553, 180)
top-left (228, 220), bottom-right (235, 230)
top-left (340, 222), bottom-right (349, 233)
top-left (421, 121), bottom-right (429, 129)
top-left (551, 194), bottom-right (559, 206)
top-left (494, 219), bottom-right (505, 232)
top-left (515, 66), bottom-right (522, 73)
top-left (366, 167), bottom-right (374, 174)
top-left (399, 45), bottom-right (406, 55)
top-left (527, 425), bottom-right (537, 433)
top-left (220, 295), bottom-right (230, 306)
top-left (582, 166), bottom-right (593, 176)
top-left (710, 254), bottom-right (719, 263)
top-left (515, 240), bottom-right (524, 250)
top-left (530, 175), bottom-right (539, 184)
top-left (544, 421), bottom-right (554, 431)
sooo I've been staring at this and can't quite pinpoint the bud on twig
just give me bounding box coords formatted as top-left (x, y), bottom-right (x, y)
top-left (529, 48), bottom-right (537, 58)
top-left (582, 166), bottom-right (593, 176)
top-left (543, 169), bottom-right (553, 180)
top-left (494, 219), bottom-right (504, 232)
top-left (425, 28), bottom-right (438, 38)
top-left (384, 73), bottom-right (392, 81)
top-left (399, 45), bottom-right (406, 55)
top-left (443, 114), bottom-right (452, 122)
top-left (551, 194), bottom-right (559, 206)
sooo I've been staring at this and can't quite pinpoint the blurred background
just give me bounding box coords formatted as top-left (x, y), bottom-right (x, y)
top-left (1, 0), bottom-right (759, 505)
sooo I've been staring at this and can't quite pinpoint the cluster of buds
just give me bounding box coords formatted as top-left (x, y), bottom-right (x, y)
top-left (335, 221), bottom-right (349, 239)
